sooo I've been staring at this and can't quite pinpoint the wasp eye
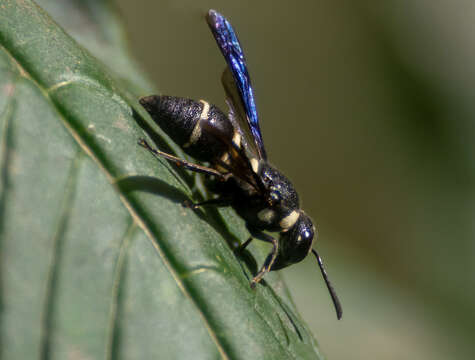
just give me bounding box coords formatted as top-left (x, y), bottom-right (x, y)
top-left (298, 226), bottom-right (314, 243)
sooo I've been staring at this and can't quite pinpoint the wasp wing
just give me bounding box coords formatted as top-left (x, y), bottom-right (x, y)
top-left (221, 68), bottom-right (262, 162)
top-left (206, 9), bottom-right (267, 160)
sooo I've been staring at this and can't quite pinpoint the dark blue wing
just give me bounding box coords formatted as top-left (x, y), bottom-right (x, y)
top-left (207, 9), bottom-right (267, 160)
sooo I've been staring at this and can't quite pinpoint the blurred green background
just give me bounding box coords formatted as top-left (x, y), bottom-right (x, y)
top-left (114, 1), bottom-right (474, 359)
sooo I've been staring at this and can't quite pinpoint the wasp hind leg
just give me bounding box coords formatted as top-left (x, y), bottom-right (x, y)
top-left (183, 196), bottom-right (233, 210)
top-left (138, 138), bottom-right (227, 179)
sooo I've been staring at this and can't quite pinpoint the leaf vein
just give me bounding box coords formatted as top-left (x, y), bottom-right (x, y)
top-left (40, 150), bottom-right (84, 360)
top-left (105, 220), bottom-right (136, 360)
top-left (0, 80), bottom-right (15, 210)
top-left (0, 76), bottom-right (17, 358)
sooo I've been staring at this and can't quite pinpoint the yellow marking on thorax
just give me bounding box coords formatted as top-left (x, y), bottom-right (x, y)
top-left (257, 208), bottom-right (277, 224)
top-left (250, 158), bottom-right (259, 173)
top-left (279, 210), bottom-right (300, 230)
top-left (220, 151), bottom-right (231, 165)
top-left (183, 100), bottom-right (209, 148)
top-left (232, 131), bottom-right (241, 148)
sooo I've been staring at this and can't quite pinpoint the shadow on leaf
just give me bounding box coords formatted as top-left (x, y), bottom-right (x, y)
top-left (117, 174), bottom-right (259, 278)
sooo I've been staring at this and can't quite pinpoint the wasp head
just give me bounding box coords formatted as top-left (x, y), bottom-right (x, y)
top-left (271, 212), bottom-right (315, 270)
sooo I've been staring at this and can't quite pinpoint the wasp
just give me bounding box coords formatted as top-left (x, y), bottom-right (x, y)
top-left (139, 9), bottom-right (342, 319)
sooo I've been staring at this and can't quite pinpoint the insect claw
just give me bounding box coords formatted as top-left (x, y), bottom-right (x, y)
top-left (250, 272), bottom-right (265, 288)
top-left (182, 199), bottom-right (198, 209)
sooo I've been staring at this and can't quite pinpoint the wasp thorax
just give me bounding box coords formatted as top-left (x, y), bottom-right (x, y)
top-left (259, 163), bottom-right (299, 208)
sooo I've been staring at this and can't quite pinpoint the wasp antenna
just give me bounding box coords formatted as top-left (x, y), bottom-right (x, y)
top-left (311, 249), bottom-right (343, 320)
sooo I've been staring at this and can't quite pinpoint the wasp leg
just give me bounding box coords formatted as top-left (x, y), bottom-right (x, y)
top-left (236, 225), bottom-right (269, 254)
top-left (246, 231), bottom-right (278, 289)
top-left (236, 237), bottom-right (253, 253)
top-left (183, 197), bottom-right (232, 210)
top-left (138, 138), bottom-right (228, 179)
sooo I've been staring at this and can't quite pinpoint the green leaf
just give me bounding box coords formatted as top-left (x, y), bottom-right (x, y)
top-left (0, 1), bottom-right (323, 359)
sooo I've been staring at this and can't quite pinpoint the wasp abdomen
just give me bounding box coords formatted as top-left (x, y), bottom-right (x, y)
top-left (140, 95), bottom-right (234, 162)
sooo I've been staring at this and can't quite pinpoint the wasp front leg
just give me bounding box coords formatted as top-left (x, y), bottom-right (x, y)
top-left (250, 235), bottom-right (278, 288)
top-left (244, 229), bottom-right (279, 288)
